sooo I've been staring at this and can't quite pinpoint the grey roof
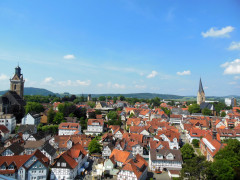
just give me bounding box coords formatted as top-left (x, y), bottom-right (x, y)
top-left (199, 78), bottom-right (204, 93)
top-left (6, 142), bottom-right (24, 155)
top-left (149, 149), bottom-right (182, 162)
top-left (100, 101), bottom-right (108, 107)
top-left (0, 91), bottom-right (26, 106)
top-left (24, 140), bottom-right (45, 149)
top-left (42, 142), bottom-right (57, 156)
top-left (29, 112), bottom-right (41, 119)
top-left (30, 132), bottom-right (45, 141)
top-left (200, 102), bottom-right (216, 111)
top-left (18, 124), bottom-right (36, 133)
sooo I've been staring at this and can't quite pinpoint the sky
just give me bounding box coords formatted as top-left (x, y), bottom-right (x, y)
top-left (0, 0), bottom-right (240, 96)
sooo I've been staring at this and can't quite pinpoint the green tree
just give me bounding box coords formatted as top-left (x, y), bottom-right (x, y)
top-left (53, 112), bottom-right (64, 124)
top-left (192, 139), bottom-right (200, 148)
top-left (47, 107), bottom-right (56, 124)
top-left (25, 102), bottom-right (44, 114)
top-left (87, 101), bottom-right (96, 108)
top-left (95, 109), bottom-right (102, 115)
top-left (220, 111), bottom-right (226, 117)
top-left (181, 143), bottom-right (195, 161)
top-left (113, 96), bottom-right (118, 103)
top-left (209, 159), bottom-right (235, 180)
top-left (202, 108), bottom-right (211, 116)
top-left (181, 156), bottom-right (211, 180)
top-left (107, 111), bottom-right (118, 120)
top-left (69, 113), bottom-right (75, 117)
top-left (188, 104), bottom-right (201, 114)
top-left (161, 107), bottom-right (171, 116)
top-left (150, 97), bottom-right (161, 107)
top-left (107, 96), bottom-right (112, 100)
top-left (88, 139), bottom-right (102, 154)
top-left (119, 95), bottom-right (125, 101)
top-left (98, 96), bottom-right (106, 101)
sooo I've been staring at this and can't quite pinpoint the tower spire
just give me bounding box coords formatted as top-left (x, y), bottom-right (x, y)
top-left (199, 78), bottom-right (204, 93)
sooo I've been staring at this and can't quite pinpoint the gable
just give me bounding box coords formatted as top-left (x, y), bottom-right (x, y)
top-left (166, 153), bottom-right (174, 160)
top-left (24, 155), bottom-right (37, 168)
top-left (12, 74), bottom-right (20, 81)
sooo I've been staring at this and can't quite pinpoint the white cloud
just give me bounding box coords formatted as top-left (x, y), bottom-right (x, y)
top-left (221, 59), bottom-right (240, 74)
top-left (43, 77), bottom-right (54, 83)
top-left (135, 84), bottom-right (146, 89)
top-left (147, 70), bottom-right (158, 78)
top-left (104, 82), bottom-right (126, 89)
top-left (58, 80), bottom-right (91, 87)
top-left (97, 83), bottom-right (104, 87)
top-left (63, 54), bottom-right (75, 60)
top-left (228, 42), bottom-right (240, 51)
top-left (234, 76), bottom-right (240, 80)
top-left (204, 86), bottom-right (209, 90)
top-left (113, 83), bottom-right (126, 89)
top-left (201, 26), bottom-right (234, 38)
top-left (229, 81), bottom-right (237, 85)
top-left (76, 80), bottom-right (91, 86)
top-left (0, 74), bottom-right (9, 81)
top-left (177, 70), bottom-right (191, 76)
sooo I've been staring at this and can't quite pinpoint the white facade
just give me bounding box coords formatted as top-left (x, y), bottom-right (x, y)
top-left (0, 114), bottom-right (16, 133)
top-left (225, 98), bottom-right (234, 107)
top-left (117, 167), bottom-right (148, 180)
top-left (51, 154), bottom-right (88, 180)
top-left (149, 153), bottom-right (182, 171)
top-left (158, 134), bottom-right (179, 149)
top-left (86, 123), bottom-right (103, 135)
top-left (114, 130), bottom-right (123, 139)
top-left (132, 144), bottom-right (143, 156)
top-left (58, 128), bottom-right (80, 135)
top-left (21, 113), bottom-right (41, 126)
top-left (102, 146), bottom-right (112, 158)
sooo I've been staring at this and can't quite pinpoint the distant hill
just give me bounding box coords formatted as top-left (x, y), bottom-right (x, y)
top-left (0, 87), bottom-right (55, 96)
top-left (80, 93), bottom-right (185, 100)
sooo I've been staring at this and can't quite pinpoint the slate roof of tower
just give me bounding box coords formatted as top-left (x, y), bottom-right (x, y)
top-left (199, 78), bottom-right (204, 93)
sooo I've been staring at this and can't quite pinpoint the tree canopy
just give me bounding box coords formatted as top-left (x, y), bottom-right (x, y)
top-left (181, 143), bottom-right (195, 161)
top-left (188, 104), bottom-right (201, 114)
top-left (88, 139), bottom-right (102, 154)
top-left (25, 102), bottom-right (44, 114)
top-left (202, 108), bottom-right (211, 116)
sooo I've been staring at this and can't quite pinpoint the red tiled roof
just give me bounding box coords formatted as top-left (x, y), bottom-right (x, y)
top-left (59, 122), bottom-right (80, 130)
top-left (0, 125), bottom-right (9, 134)
top-left (109, 149), bottom-right (131, 163)
top-left (88, 119), bottom-right (104, 126)
top-left (189, 128), bottom-right (207, 137)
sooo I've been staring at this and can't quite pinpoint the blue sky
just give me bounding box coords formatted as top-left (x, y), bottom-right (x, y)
top-left (0, 0), bottom-right (240, 96)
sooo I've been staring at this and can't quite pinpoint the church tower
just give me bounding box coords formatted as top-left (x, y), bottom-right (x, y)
top-left (10, 65), bottom-right (25, 98)
top-left (197, 78), bottom-right (205, 105)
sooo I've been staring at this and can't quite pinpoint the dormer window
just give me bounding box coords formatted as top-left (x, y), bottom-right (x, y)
top-left (61, 163), bottom-right (66, 167)
top-left (157, 155), bottom-right (163, 159)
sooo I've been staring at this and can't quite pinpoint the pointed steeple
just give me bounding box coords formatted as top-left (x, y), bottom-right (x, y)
top-left (198, 78), bottom-right (204, 93)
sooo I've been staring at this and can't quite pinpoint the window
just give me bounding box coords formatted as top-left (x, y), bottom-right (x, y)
top-left (57, 162), bottom-right (60, 167)
top-left (62, 163), bottom-right (66, 167)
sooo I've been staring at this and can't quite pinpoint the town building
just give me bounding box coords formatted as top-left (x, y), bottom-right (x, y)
top-left (117, 154), bottom-right (148, 180)
top-left (50, 143), bottom-right (88, 180)
top-left (58, 122), bottom-right (81, 135)
top-left (0, 114), bottom-right (16, 133)
top-left (0, 149), bottom-right (49, 180)
top-left (197, 78), bottom-right (205, 105)
top-left (149, 149), bottom-right (182, 171)
top-left (86, 119), bottom-right (104, 135)
top-left (0, 66), bottom-right (26, 120)
top-left (21, 113), bottom-right (41, 126)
